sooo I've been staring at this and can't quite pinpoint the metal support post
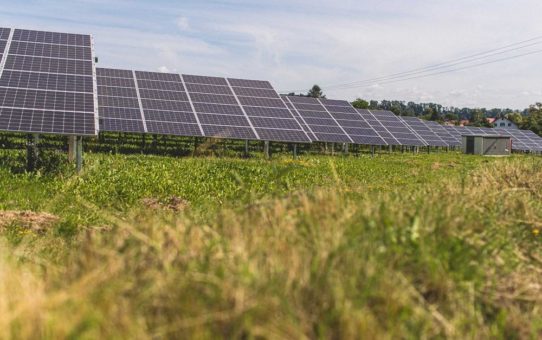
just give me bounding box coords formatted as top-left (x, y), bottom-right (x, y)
top-left (371, 145), bottom-right (375, 158)
top-left (68, 135), bottom-right (76, 162)
top-left (244, 140), bottom-right (249, 158)
top-left (331, 143), bottom-right (335, 156)
top-left (264, 141), bottom-right (270, 159)
top-left (26, 134), bottom-right (39, 172)
top-left (76, 136), bottom-right (83, 173)
top-left (293, 144), bottom-right (298, 159)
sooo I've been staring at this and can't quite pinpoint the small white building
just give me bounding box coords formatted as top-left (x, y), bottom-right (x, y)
top-left (493, 118), bottom-right (518, 129)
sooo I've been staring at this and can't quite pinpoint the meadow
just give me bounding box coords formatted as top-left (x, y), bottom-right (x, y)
top-left (0, 148), bottom-right (541, 339)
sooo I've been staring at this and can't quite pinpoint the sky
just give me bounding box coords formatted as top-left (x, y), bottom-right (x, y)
top-left (1, 0), bottom-right (542, 109)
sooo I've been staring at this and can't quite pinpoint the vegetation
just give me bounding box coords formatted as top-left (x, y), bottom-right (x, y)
top-left (351, 98), bottom-right (542, 134)
top-left (0, 148), bottom-right (541, 338)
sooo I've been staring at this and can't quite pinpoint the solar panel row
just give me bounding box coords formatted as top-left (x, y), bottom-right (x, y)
top-left (98, 68), bottom-right (310, 142)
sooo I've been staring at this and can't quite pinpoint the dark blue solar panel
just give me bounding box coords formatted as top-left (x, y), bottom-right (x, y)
top-left (201, 124), bottom-right (256, 139)
top-left (144, 110), bottom-right (198, 124)
top-left (228, 78), bottom-right (273, 89)
top-left (100, 118), bottom-right (144, 133)
top-left (256, 128), bottom-right (309, 142)
top-left (97, 68), bottom-right (145, 133)
top-left (0, 107), bottom-right (94, 134)
top-left (12, 29), bottom-right (90, 46)
top-left (5, 55), bottom-right (92, 75)
top-left (1, 70), bottom-right (93, 92)
top-left (0, 27), bottom-right (10, 40)
top-left (97, 68), bottom-right (132, 78)
top-left (147, 120), bottom-right (202, 136)
top-left (193, 102), bottom-right (244, 115)
top-left (198, 113), bottom-right (250, 127)
top-left (185, 83), bottom-right (233, 95)
top-left (231, 87), bottom-right (278, 98)
top-left (183, 74), bottom-right (228, 86)
top-left (251, 117), bottom-right (302, 129)
top-left (190, 93), bottom-right (238, 105)
top-left (136, 71), bottom-right (181, 82)
top-left (9, 40), bottom-right (91, 59)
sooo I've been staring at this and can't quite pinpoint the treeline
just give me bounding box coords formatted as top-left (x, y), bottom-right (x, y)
top-left (350, 99), bottom-right (524, 120)
top-left (351, 99), bottom-right (542, 134)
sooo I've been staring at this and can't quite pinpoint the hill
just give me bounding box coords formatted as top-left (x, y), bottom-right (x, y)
top-left (0, 150), bottom-right (541, 338)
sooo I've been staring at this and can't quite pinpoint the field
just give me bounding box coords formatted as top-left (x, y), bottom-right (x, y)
top-left (0, 148), bottom-right (541, 339)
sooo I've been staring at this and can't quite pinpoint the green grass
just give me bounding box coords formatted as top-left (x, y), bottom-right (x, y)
top-left (0, 150), bottom-right (541, 338)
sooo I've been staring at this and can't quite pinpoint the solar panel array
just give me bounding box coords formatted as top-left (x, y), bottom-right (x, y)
top-left (282, 96), bottom-right (386, 145)
top-left (98, 68), bottom-right (310, 143)
top-left (0, 28), bottom-right (97, 136)
top-left (1, 27), bottom-right (541, 154)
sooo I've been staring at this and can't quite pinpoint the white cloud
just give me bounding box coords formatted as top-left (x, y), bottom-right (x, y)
top-left (158, 66), bottom-right (170, 73)
top-left (176, 16), bottom-right (190, 31)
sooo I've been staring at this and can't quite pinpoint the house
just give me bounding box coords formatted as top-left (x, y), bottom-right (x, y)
top-left (493, 118), bottom-right (518, 129)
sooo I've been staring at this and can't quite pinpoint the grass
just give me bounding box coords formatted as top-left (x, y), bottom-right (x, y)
top-left (0, 149), bottom-right (541, 338)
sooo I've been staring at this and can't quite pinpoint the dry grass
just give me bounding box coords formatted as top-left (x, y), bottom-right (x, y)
top-left (0, 158), bottom-right (541, 339)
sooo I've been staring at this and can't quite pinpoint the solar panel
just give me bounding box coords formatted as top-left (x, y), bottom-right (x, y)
top-left (283, 96), bottom-right (387, 145)
top-left (227, 78), bottom-right (310, 143)
top-left (423, 120), bottom-right (461, 146)
top-left (400, 116), bottom-right (449, 147)
top-left (359, 110), bottom-right (426, 146)
top-left (97, 68), bottom-right (146, 133)
top-left (320, 100), bottom-right (387, 145)
top-left (0, 28), bottom-right (97, 136)
top-left (97, 68), bottom-right (310, 142)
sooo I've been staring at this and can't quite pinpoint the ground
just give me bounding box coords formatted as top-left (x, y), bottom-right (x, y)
top-left (0, 150), bottom-right (540, 339)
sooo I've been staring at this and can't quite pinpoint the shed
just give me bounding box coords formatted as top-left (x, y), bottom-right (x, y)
top-left (462, 135), bottom-right (511, 156)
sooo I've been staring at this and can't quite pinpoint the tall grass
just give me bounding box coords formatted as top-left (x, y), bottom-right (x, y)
top-left (0, 158), bottom-right (540, 338)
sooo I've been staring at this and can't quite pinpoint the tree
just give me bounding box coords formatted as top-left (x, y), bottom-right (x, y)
top-left (307, 85), bottom-right (325, 98)
top-left (423, 107), bottom-right (441, 122)
top-left (521, 103), bottom-right (542, 135)
top-left (351, 98), bottom-right (369, 109)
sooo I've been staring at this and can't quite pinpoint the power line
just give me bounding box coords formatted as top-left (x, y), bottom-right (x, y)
top-left (281, 34), bottom-right (542, 93)
top-left (328, 40), bottom-right (542, 90)
top-left (330, 48), bottom-right (542, 90)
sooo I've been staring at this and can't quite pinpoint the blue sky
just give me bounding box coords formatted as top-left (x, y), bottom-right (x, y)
top-left (2, 0), bottom-right (542, 109)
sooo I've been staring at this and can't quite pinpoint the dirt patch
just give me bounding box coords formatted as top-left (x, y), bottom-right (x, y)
top-left (0, 210), bottom-right (59, 233)
top-left (141, 196), bottom-right (189, 212)
top-left (431, 162), bottom-right (442, 170)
